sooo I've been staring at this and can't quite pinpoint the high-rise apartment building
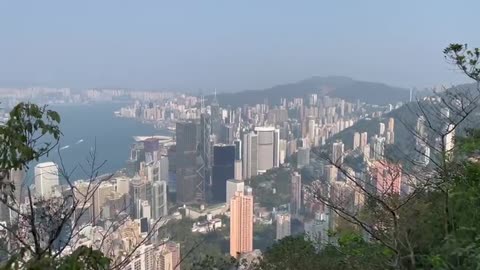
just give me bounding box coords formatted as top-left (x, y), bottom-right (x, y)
top-left (34, 162), bottom-right (59, 199)
top-left (332, 141), bottom-right (344, 165)
top-left (276, 212), bottom-right (291, 240)
top-left (353, 132), bottom-right (360, 150)
top-left (379, 123), bottom-right (385, 136)
top-left (290, 172), bottom-right (302, 216)
top-left (230, 187), bottom-right (253, 258)
top-left (360, 132), bottom-right (368, 149)
top-left (226, 179), bottom-right (244, 207)
top-left (297, 147), bottom-right (310, 169)
top-left (370, 161), bottom-right (402, 195)
top-left (372, 136), bottom-right (386, 161)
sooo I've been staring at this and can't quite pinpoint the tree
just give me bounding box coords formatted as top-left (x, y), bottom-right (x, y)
top-left (303, 43), bottom-right (480, 269)
top-left (0, 102), bottom-right (166, 269)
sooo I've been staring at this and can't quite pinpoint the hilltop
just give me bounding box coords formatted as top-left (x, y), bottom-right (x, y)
top-left (212, 76), bottom-right (409, 107)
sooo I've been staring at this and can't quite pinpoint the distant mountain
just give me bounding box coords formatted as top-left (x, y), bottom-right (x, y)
top-left (213, 76), bottom-right (409, 107)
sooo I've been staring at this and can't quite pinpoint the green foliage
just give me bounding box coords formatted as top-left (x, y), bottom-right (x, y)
top-left (1, 246), bottom-right (110, 270)
top-left (0, 102), bottom-right (61, 172)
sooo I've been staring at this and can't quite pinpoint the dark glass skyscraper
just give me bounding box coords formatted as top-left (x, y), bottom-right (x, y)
top-left (212, 144), bottom-right (235, 202)
top-left (176, 120), bottom-right (203, 204)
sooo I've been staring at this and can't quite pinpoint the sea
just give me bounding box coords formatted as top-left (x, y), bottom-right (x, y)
top-left (26, 102), bottom-right (171, 184)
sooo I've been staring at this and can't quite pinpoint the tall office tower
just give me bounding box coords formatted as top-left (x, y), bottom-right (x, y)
top-left (233, 139), bottom-right (242, 160)
top-left (353, 132), bottom-right (361, 150)
top-left (372, 136), bottom-right (386, 161)
top-left (129, 179), bottom-right (152, 219)
top-left (276, 213), bottom-right (291, 240)
top-left (332, 141), bottom-right (345, 165)
top-left (290, 172), bottom-right (302, 216)
top-left (145, 160), bottom-right (161, 183)
top-left (370, 161), bottom-right (402, 195)
top-left (176, 121), bottom-right (204, 204)
top-left (297, 147), bottom-right (310, 169)
top-left (222, 124), bottom-right (235, 144)
top-left (210, 93), bottom-right (222, 142)
top-left (234, 160), bottom-right (243, 180)
top-left (307, 116), bottom-right (316, 146)
top-left (230, 187), bottom-right (253, 258)
top-left (226, 179), bottom-right (244, 206)
top-left (34, 162), bottom-right (59, 199)
top-left (152, 181), bottom-right (167, 220)
top-left (379, 123), bottom-right (385, 136)
top-left (144, 138), bottom-right (160, 163)
top-left (159, 155), bottom-right (169, 182)
top-left (255, 127), bottom-right (278, 173)
top-left (200, 113), bottom-right (212, 197)
top-left (360, 132), bottom-right (368, 148)
top-left (242, 132), bottom-right (258, 180)
top-left (273, 129), bottom-right (280, 168)
top-left (212, 144), bottom-right (235, 202)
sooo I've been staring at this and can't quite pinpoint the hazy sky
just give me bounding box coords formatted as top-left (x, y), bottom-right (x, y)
top-left (1, 1), bottom-right (479, 92)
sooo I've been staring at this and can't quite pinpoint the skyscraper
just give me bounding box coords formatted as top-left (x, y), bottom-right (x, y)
top-left (387, 117), bottom-right (395, 144)
top-left (276, 212), bottom-right (291, 240)
top-left (370, 161), bottom-right (402, 195)
top-left (443, 123), bottom-right (455, 160)
top-left (297, 147), bottom-right (310, 169)
top-left (360, 132), bottom-right (368, 148)
top-left (129, 179), bottom-right (152, 219)
top-left (212, 144), bottom-right (235, 202)
top-left (226, 179), bottom-right (244, 206)
top-left (353, 132), bottom-right (360, 150)
top-left (255, 127), bottom-right (278, 173)
top-left (34, 162), bottom-right (59, 199)
top-left (332, 141), bottom-right (344, 165)
top-left (242, 132), bottom-right (258, 180)
top-left (176, 121), bottom-right (204, 204)
top-left (234, 160), bottom-right (243, 180)
top-left (230, 187), bottom-right (253, 258)
top-left (379, 123), bottom-right (385, 136)
top-left (233, 139), bottom-right (242, 160)
top-left (290, 172), bottom-right (302, 216)
top-left (372, 136), bottom-right (385, 161)
top-left (152, 181), bottom-right (167, 220)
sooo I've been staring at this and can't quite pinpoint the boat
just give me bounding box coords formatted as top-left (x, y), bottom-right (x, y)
top-left (60, 145), bottom-right (70, 150)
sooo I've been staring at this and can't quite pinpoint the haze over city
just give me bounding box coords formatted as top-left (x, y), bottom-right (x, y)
top-left (1, 2), bottom-right (480, 270)
top-left (1, 0), bottom-right (479, 91)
